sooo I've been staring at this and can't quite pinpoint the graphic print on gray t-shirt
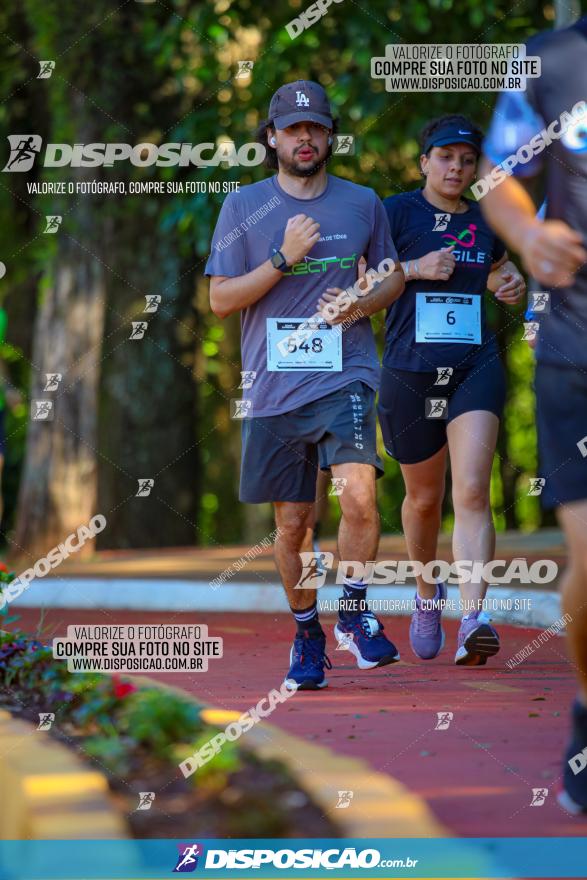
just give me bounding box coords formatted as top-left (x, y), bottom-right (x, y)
top-left (205, 174), bottom-right (397, 417)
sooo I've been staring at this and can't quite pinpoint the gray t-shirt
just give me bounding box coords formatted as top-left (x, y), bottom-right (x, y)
top-left (205, 174), bottom-right (397, 417)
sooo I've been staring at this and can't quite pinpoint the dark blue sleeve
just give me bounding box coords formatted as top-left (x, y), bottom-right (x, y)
top-left (382, 195), bottom-right (404, 245)
top-left (365, 193), bottom-right (398, 268)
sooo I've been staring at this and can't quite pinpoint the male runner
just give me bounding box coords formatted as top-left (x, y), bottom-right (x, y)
top-left (479, 17), bottom-right (587, 812)
top-left (206, 80), bottom-right (405, 689)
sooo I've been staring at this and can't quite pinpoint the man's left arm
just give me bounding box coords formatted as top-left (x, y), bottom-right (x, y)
top-left (317, 263), bottom-right (404, 325)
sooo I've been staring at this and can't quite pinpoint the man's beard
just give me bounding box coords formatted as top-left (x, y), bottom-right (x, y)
top-left (277, 146), bottom-right (329, 177)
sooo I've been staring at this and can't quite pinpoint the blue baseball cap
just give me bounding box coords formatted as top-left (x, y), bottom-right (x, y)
top-left (268, 80), bottom-right (333, 130)
top-left (423, 122), bottom-right (482, 154)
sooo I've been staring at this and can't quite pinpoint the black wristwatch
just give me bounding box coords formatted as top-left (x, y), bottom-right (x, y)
top-left (271, 250), bottom-right (289, 272)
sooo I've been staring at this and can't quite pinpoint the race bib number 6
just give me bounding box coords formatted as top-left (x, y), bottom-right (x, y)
top-left (267, 318), bottom-right (342, 372)
top-left (415, 293), bottom-right (481, 344)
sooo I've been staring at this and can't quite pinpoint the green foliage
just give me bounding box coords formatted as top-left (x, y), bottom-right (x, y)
top-left (83, 734), bottom-right (133, 777)
top-left (68, 677), bottom-right (122, 732)
top-left (0, 630), bottom-right (209, 775)
top-left (116, 687), bottom-right (203, 760)
top-left (176, 730), bottom-right (241, 784)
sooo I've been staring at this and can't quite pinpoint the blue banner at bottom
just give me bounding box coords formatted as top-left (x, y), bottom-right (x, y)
top-left (0, 838), bottom-right (586, 880)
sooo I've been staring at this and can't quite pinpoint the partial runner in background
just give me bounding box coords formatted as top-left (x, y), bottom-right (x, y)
top-left (479, 16), bottom-right (587, 813)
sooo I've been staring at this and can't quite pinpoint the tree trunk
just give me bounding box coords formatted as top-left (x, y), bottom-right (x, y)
top-left (97, 209), bottom-right (200, 548)
top-left (14, 187), bottom-right (106, 559)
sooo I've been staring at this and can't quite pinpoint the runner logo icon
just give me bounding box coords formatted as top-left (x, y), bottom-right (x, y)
top-left (530, 292), bottom-right (550, 313)
top-left (530, 788), bottom-right (549, 806)
top-left (527, 477), bottom-right (546, 496)
top-left (336, 790), bottom-right (354, 808)
top-left (295, 552), bottom-right (334, 589)
top-left (523, 321), bottom-right (539, 341)
top-left (136, 792), bottom-right (155, 810)
top-left (434, 367), bottom-right (453, 385)
top-left (37, 713), bottom-right (55, 730)
top-left (425, 398), bottom-right (448, 419)
top-left (336, 631), bottom-right (354, 651)
top-left (433, 213), bottom-right (450, 232)
top-left (3, 135), bottom-right (42, 172)
top-left (43, 373), bottom-right (62, 391)
top-left (329, 477), bottom-right (347, 496)
top-left (173, 844), bottom-right (204, 872)
top-left (435, 711), bottom-right (453, 730)
top-left (333, 135), bottom-right (355, 155)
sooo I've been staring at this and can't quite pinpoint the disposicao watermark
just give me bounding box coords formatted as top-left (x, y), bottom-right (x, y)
top-left (473, 101), bottom-right (587, 199)
top-left (276, 257), bottom-right (397, 358)
top-left (179, 681), bottom-right (296, 777)
top-left (286, 0), bottom-right (344, 40)
top-left (0, 515), bottom-right (107, 608)
top-left (295, 554), bottom-right (558, 589)
top-left (505, 613), bottom-right (571, 669)
top-left (2, 136), bottom-right (266, 172)
top-left (371, 43), bottom-right (541, 92)
top-left (214, 196), bottom-right (282, 253)
top-left (209, 527), bottom-right (282, 590)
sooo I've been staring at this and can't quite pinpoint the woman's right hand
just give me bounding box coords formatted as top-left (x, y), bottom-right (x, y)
top-left (416, 245), bottom-right (456, 281)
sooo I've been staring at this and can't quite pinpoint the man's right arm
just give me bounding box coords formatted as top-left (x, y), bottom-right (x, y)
top-left (210, 263), bottom-right (284, 320)
top-left (209, 214), bottom-right (321, 319)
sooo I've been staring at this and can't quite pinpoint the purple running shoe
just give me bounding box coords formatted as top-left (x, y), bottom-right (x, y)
top-left (410, 581), bottom-right (447, 660)
top-left (455, 610), bottom-right (500, 666)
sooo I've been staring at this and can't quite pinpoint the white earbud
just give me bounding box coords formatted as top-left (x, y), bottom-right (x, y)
top-left (269, 136), bottom-right (276, 147)
top-left (328, 136), bottom-right (333, 145)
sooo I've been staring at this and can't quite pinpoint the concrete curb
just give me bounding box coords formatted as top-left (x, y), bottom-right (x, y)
top-left (129, 675), bottom-right (450, 839)
top-left (0, 709), bottom-right (128, 839)
top-left (14, 578), bottom-right (563, 629)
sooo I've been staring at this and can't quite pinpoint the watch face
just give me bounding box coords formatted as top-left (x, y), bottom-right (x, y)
top-left (271, 251), bottom-right (286, 270)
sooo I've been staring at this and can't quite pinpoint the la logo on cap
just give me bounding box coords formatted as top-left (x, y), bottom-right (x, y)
top-left (296, 91), bottom-right (310, 107)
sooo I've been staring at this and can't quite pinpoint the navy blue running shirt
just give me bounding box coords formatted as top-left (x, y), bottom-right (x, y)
top-left (483, 17), bottom-right (587, 370)
top-left (381, 189), bottom-right (506, 371)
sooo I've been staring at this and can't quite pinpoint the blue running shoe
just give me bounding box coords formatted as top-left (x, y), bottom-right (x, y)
top-left (284, 630), bottom-right (332, 691)
top-left (559, 700), bottom-right (587, 815)
top-left (410, 581), bottom-right (447, 660)
top-left (334, 611), bottom-right (400, 669)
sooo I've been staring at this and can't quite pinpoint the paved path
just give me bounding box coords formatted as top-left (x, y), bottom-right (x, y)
top-left (16, 605), bottom-right (586, 840)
